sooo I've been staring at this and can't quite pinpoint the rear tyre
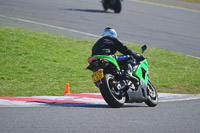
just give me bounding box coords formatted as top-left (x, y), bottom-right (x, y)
top-left (145, 80), bottom-right (158, 107)
top-left (99, 74), bottom-right (126, 108)
top-left (114, 0), bottom-right (121, 13)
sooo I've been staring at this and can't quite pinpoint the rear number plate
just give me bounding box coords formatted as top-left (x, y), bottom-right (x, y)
top-left (92, 69), bottom-right (104, 83)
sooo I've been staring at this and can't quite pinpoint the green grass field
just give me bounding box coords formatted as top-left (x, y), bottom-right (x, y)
top-left (182, 0), bottom-right (200, 3)
top-left (0, 26), bottom-right (199, 96)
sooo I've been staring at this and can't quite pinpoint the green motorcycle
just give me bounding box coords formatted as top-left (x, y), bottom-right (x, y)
top-left (85, 45), bottom-right (158, 108)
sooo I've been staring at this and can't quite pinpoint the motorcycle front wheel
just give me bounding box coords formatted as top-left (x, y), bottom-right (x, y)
top-left (99, 74), bottom-right (126, 108)
top-left (101, 0), bottom-right (109, 11)
top-left (145, 80), bottom-right (158, 107)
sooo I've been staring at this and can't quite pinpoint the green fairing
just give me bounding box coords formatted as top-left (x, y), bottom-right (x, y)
top-left (133, 59), bottom-right (148, 85)
top-left (94, 55), bottom-right (120, 69)
top-left (93, 55), bottom-right (148, 85)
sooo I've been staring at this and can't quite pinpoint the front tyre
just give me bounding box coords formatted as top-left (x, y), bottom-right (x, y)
top-left (145, 80), bottom-right (158, 107)
top-left (99, 74), bottom-right (126, 108)
top-left (101, 0), bottom-right (109, 11)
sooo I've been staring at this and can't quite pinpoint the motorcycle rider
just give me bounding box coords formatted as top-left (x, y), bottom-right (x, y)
top-left (92, 27), bottom-right (145, 86)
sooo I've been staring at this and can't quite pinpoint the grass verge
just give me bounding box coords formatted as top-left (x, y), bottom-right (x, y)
top-left (182, 0), bottom-right (200, 3)
top-left (0, 26), bottom-right (199, 96)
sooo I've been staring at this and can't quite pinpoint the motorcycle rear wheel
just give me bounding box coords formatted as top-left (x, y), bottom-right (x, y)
top-left (145, 80), bottom-right (158, 107)
top-left (99, 74), bottom-right (126, 108)
top-left (114, 0), bottom-right (121, 13)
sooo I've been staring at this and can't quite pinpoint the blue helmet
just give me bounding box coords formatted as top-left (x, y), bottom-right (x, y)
top-left (102, 27), bottom-right (117, 38)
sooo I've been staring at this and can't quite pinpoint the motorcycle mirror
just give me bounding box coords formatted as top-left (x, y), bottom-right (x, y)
top-left (141, 45), bottom-right (147, 54)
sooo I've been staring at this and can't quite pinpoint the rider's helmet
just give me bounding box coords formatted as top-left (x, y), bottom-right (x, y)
top-left (102, 27), bottom-right (117, 38)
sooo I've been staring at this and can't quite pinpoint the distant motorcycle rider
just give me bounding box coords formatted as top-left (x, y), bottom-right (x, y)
top-left (92, 27), bottom-right (145, 85)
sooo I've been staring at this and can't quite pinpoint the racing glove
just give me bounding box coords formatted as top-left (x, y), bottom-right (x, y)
top-left (135, 53), bottom-right (145, 62)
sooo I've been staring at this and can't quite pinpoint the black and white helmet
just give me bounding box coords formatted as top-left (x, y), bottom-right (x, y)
top-left (102, 27), bottom-right (117, 38)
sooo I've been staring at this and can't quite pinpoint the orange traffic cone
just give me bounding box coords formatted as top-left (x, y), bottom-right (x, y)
top-left (64, 83), bottom-right (70, 94)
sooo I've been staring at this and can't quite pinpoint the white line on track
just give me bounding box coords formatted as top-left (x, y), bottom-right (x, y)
top-left (0, 15), bottom-right (101, 38)
top-left (159, 96), bottom-right (200, 102)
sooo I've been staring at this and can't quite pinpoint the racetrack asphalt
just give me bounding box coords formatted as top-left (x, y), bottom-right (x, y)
top-left (0, 93), bottom-right (200, 107)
